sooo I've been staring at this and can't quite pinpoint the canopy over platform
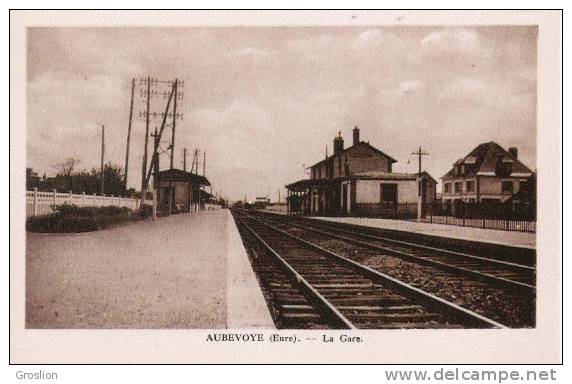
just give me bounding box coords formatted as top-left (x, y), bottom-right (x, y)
top-left (285, 178), bottom-right (339, 191)
top-left (158, 169), bottom-right (210, 186)
top-left (285, 178), bottom-right (341, 216)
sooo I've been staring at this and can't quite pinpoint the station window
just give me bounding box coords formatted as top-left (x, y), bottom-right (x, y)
top-left (380, 183), bottom-right (398, 205)
top-left (502, 181), bottom-right (514, 194)
top-left (466, 180), bottom-right (475, 192)
top-left (443, 183), bottom-right (451, 193)
top-left (454, 182), bottom-right (463, 193)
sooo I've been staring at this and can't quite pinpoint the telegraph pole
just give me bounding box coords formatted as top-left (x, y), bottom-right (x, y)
top-left (411, 146), bottom-right (429, 222)
top-left (100, 124), bottom-right (105, 195)
top-left (203, 151), bottom-right (206, 176)
top-left (192, 149), bottom-right (198, 173)
top-left (167, 80), bottom-right (178, 215)
top-left (141, 76), bottom-right (151, 193)
top-left (183, 148), bottom-right (187, 171)
top-left (170, 79), bottom-right (178, 170)
top-left (151, 127), bottom-right (160, 189)
top-left (124, 78), bottom-right (135, 195)
top-left (190, 149), bottom-right (194, 173)
top-left (411, 146), bottom-right (430, 175)
top-left (140, 81), bottom-right (176, 211)
top-left (136, 77), bottom-right (184, 213)
top-left (151, 127), bottom-right (160, 221)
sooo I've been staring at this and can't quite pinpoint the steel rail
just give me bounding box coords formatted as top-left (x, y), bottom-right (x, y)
top-left (240, 212), bottom-right (506, 329)
top-left (251, 211), bottom-right (535, 293)
top-left (280, 214), bottom-right (534, 273)
top-left (235, 215), bottom-right (356, 329)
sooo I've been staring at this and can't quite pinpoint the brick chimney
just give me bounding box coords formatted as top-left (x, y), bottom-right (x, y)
top-left (333, 132), bottom-right (344, 155)
top-left (508, 147), bottom-right (518, 159)
top-left (353, 126), bottom-right (360, 146)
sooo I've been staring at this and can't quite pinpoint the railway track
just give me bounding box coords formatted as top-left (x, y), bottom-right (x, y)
top-left (247, 210), bottom-right (536, 294)
top-left (233, 211), bottom-right (505, 329)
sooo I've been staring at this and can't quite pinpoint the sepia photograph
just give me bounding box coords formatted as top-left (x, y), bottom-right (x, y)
top-left (9, 9), bottom-right (562, 365)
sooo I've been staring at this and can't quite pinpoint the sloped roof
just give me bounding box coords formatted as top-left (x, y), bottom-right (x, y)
top-left (310, 141), bottom-right (397, 168)
top-left (158, 169), bottom-right (211, 186)
top-left (198, 189), bottom-right (214, 199)
top-left (442, 142), bottom-right (532, 179)
top-left (351, 170), bottom-right (437, 183)
top-left (285, 178), bottom-right (339, 190)
top-left (350, 171), bottom-right (417, 180)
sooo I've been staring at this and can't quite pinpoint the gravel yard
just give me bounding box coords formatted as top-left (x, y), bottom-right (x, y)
top-left (26, 211), bottom-right (229, 328)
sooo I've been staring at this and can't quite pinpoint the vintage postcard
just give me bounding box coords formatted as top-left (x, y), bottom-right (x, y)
top-left (9, 10), bottom-right (562, 364)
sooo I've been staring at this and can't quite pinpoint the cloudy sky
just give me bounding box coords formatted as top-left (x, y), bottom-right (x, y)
top-left (27, 26), bottom-right (536, 201)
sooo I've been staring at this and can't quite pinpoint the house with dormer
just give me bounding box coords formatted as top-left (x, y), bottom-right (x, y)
top-left (441, 142), bottom-right (534, 212)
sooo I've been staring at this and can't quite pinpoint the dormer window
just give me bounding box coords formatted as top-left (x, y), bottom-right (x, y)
top-left (496, 156), bottom-right (514, 177)
top-left (454, 159), bottom-right (463, 176)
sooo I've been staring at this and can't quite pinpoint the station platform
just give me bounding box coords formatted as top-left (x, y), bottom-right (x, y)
top-left (25, 209), bottom-right (274, 329)
top-left (311, 216), bottom-right (535, 249)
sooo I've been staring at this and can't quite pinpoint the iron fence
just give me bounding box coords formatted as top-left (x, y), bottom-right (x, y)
top-left (353, 202), bottom-right (418, 220)
top-left (351, 201), bottom-right (536, 233)
top-left (422, 201), bottom-right (536, 233)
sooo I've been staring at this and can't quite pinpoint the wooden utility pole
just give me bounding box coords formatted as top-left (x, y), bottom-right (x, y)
top-left (203, 151), bottom-right (206, 176)
top-left (194, 149), bottom-right (199, 173)
top-left (411, 146), bottom-right (429, 223)
top-left (100, 124), bottom-right (105, 195)
top-left (151, 127), bottom-right (160, 189)
top-left (151, 127), bottom-right (160, 221)
top-left (411, 146), bottom-right (430, 175)
top-left (140, 82), bottom-right (175, 211)
top-left (170, 79), bottom-right (178, 170)
top-left (141, 76), bottom-right (151, 193)
top-left (124, 78), bottom-right (135, 195)
top-left (183, 148), bottom-right (187, 171)
top-left (167, 80), bottom-right (178, 215)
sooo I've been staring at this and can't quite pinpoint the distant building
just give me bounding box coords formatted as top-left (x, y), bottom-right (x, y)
top-left (157, 169), bottom-right (210, 213)
top-left (286, 127), bottom-right (437, 216)
top-left (26, 167), bottom-right (69, 192)
top-left (254, 196), bottom-right (270, 209)
top-left (441, 142), bottom-right (534, 211)
top-left (26, 168), bottom-right (40, 190)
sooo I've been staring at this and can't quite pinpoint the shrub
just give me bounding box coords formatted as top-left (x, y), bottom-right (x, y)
top-left (139, 204), bottom-right (154, 218)
top-left (52, 203), bottom-right (132, 217)
top-left (27, 203), bottom-right (137, 233)
top-left (52, 203), bottom-right (93, 217)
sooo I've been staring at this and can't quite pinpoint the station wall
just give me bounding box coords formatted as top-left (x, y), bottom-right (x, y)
top-left (355, 179), bottom-right (418, 204)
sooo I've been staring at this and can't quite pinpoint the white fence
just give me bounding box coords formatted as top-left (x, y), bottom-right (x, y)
top-left (26, 189), bottom-right (152, 217)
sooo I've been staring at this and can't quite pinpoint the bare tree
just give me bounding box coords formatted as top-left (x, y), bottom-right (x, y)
top-left (53, 158), bottom-right (80, 191)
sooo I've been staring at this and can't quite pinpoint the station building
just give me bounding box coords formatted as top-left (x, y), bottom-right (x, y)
top-left (286, 127), bottom-right (436, 216)
top-left (157, 169), bottom-right (210, 213)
